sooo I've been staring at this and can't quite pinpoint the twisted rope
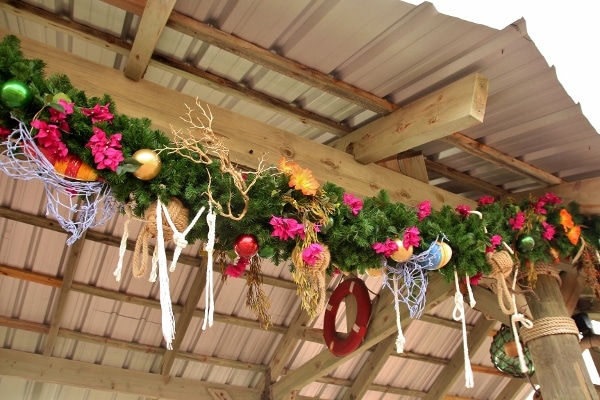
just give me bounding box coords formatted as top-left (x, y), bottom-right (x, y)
top-left (534, 261), bottom-right (562, 286)
top-left (520, 317), bottom-right (579, 344)
top-left (486, 250), bottom-right (516, 315)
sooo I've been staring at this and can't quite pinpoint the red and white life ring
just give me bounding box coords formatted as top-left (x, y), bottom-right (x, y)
top-left (323, 278), bottom-right (372, 357)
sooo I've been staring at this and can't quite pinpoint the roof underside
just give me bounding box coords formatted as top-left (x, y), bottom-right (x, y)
top-left (1, 1), bottom-right (598, 400)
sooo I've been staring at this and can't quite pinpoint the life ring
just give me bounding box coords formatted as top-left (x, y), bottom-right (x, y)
top-left (323, 278), bottom-right (372, 357)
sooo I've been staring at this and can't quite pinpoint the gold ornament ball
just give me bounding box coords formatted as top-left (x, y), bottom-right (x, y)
top-left (390, 239), bottom-right (413, 262)
top-left (132, 149), bottom-right (162, 180)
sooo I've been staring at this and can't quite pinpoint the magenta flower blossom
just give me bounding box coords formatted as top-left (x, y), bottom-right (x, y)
top-left (372, 238), bottom-right (399, 258)
top-left (466, 273), bottom-right (483, 285)
top-left (0, 126), bottom-right (10, 137)
top-left (477, 195), bottom-right (495, 206)
top-left (533, 199), bottom-right (547, 215)
top-left (456, 204), bottom-right (471, 217)
top-left (49, 99), bottom-right (74, 132)
top-left (82, 103), bottom-right (114, 124)
top-left (542, 221), bottom-right (556, 240)
top-left (224, 257), bottom-right (250, 278)
top-left (509, 211), bottom-right (526, 230)
top-left (403, 226), bottom-right (421, 248)
top-left (269, 216), bottom-right (305, 240)
top-left (343, 192), bottom-right (363, 215)
top-left (302, 243), bottom-right (325, 266)
top-left (417, 200), bottom-right (431, 221)
top-left (31, 119), bottom-right (68, 159)
top-left (85, 127), bottom-right (123, 171)
top-left (540, 192), bottom-right (562, 205)
top-left (485, 234), bottom-right (502, 253)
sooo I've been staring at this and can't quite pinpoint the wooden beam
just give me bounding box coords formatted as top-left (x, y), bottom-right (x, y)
top-left (507, 176), bottom-right (600, 215)
top-left (330, 73), bottom-right (488, 164)
top-left (103, 0), bottom-right (395, 114)
top-left (423, 317), bottom-right (496, 400)
top-left (495, 380), bottom-right (530, 400)
top-left (271, 274), bottom-right (453, 399)
top-left (377, 151), bottom-right (429, 184)
top-left (526, 274), bottom-right (598, 400)
top-left (424, 159), bottom-right (510, 197)
top-left (343, 333), bottom-right (397, 400)
top-left (441, 133), bottom-right (564, 186)
top-left (3, 29), bottom-right (473, 209)
top-left (0, 348), bottom-right (263, 400)
top-left (123, 0), bottom-right (176, 81)
top-left (43, 233), bottom-right (85, 356)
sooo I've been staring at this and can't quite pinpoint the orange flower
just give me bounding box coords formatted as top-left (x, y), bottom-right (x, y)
top-left (289, 167), bottom-right (320, 196)
top-left (278, 157), bottom-right (301, 175)
top-left (559, 209), bottom-right (574, 232)
top-left (566, 225), bottom-right (581, 245)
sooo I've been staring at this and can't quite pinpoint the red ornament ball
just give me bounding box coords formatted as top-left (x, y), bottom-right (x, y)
top-left (234, 234), bottom-right (259, 258)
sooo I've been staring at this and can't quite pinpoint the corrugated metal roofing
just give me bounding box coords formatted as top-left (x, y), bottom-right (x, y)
top-left (1, 0), bottom-right (596, 399)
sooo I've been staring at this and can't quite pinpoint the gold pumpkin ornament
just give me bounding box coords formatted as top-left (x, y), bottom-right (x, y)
top-left (132, 149), bottom-right (162, 180)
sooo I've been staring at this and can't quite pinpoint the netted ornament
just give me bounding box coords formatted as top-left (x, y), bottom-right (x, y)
top-left (0, 119), bottom-right (117, 245)
top-left (490, 324), bottom-right (535, 378)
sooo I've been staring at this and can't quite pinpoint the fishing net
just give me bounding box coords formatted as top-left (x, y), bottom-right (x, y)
top-left (0, 119), bottom-right (118, 244)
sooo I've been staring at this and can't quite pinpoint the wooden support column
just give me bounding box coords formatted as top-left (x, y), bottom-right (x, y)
top-left (525, 274), bottom-right (598, 400)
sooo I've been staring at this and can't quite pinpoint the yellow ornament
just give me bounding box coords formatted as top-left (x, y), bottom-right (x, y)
top-left (366, 267), bottom-right (383, 277)
top-left (390, 239), bottom-right (413, 262)
top-left (132, 149), bottom-right (162, 180)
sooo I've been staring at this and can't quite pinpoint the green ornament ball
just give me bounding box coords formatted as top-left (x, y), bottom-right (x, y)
top-left (0, 80), bottom-right (33, 109)
top-left (258, 245), bottom-right (276, 259)
top-left (518, 235), bottom-right (535, 252)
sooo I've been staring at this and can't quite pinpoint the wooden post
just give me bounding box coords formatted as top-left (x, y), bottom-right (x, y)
top-left (525, 274), bottom-right (598, 400)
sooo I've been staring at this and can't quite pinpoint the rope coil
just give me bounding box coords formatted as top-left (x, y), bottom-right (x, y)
top-left (520, 316), bottom-right (579, 344)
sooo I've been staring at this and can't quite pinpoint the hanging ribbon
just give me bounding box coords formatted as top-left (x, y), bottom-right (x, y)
top-left (203, 204), bottom-right (217, 330)
top-left (453, 268), bottom-right (474, 388)
top-left (156, 199), bottom-right (176, 350)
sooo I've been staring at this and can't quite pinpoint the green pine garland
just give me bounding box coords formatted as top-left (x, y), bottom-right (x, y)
top-left (1, 34), bottom-right (599, 286)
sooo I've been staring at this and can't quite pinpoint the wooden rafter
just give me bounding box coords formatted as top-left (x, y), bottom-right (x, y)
top-left (0, 348), bottom-right (263, 400)
top-left (42, 233), bottom-right (85, 356)
top-left (331, 73), bottom-right (489, 164)
top-left (123, 0), bottom-right (177, 81)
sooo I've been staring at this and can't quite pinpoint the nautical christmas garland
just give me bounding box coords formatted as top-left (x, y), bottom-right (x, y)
top-left (2, 34), bottom-right (600, 331)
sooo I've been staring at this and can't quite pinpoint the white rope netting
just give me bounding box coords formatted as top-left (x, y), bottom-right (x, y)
top-left (0, 119), bottom-right (117, 244)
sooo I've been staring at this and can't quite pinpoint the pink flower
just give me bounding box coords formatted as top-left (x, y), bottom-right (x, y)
top-left (485, 234), bottom-right (502, 253)
top-left (533, 200), bottom-right (547, 215)
top-left (542, 221), bottom-right (556, 241)
top-left (302, 243), bottom-right (325, 266)
top-left (48, 100), bottom-right (74, 132)
top-left (456, 204), bottom-right (471, 217)
top-left (403, 226), bottom-right (421, 248)
top-left (509, 212), bottom-right (525, 230)
top-left (85, 127), bottom-right (123, 171)
top-left (31, 120), bottom-right (68, 159)
top-left (372, 238), bottom-right (399, 258)
top-left (0, 126), bottom-right (11, 137)
top-left (82, 103), bottom-right (114, 124)
top-left (540, 192), bottom-right (562, 205)
top-left (269, 216), bottom-right (305, 240)
top-left (224, 257), bottom-right (250, 278)
top-left (477, 195), bottom-right (496, 206)
top-left (343, 193), bottom-right (363, 215)
top-left (466, 273), bottom-right (483, 285)
top-left (417, 200), bottom-right (431, 221)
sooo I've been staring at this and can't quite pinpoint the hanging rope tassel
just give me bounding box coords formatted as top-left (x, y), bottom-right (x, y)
top-left (393, 274), bottom-right (406, 353)
top-left (508, 265), bottom-right (533, 373)
top-left (114, 205), bottom-right (132, 282)
top-left (162, 204), bottom-right (206, 273)
top-left (156, 199), bottom-right (176, 350)
top-left (202, 204), bottom-right (216, 330)
top-left (465, 274), bottom-right (476, 308)
top-left (453, 268), bottom-right (474, 388)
